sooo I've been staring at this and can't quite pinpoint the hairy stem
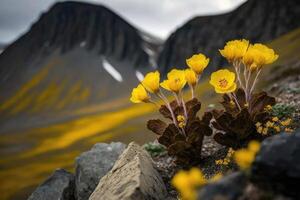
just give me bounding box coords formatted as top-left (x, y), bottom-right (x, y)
top-left (157, 90), bottom-right (178, 127)
top-left (231, 92), bottom-right (242, 111)
top-left (180, 92), bottom-right (188, 120)
top-left (250, 68), bottom-right (262, 96)
top-left (233, 61), bottom-right (245, 90)
top-left (190, 85), bottom-right (195, 99)
top-left (174, 92), bottom-right (181, 106)
top-left (245, 69), bottom-right (252, 103)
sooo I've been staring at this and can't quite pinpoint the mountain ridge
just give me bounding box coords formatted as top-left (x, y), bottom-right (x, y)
top-left (0, 1), bottom-right (160, 121)
top-left (157, 0), bottom-right (300, 74)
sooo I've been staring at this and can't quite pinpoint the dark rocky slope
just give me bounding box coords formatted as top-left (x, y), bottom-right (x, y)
top-left (158, 0), bottom-right (300, 74)
top-left (0, 1), bottom-right (159, 125)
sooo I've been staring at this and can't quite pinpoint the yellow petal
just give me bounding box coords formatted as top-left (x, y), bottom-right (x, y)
top-left (186, 53), bottom-right (209, 74)
top-left (142, 71), bottom-right (160, 93)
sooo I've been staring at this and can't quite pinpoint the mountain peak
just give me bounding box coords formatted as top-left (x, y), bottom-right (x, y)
top-left (0, 2), bottom-right (158, 118)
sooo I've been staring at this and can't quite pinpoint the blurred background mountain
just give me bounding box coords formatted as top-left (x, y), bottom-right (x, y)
top-left (0, 0), bottom-right (299, 199)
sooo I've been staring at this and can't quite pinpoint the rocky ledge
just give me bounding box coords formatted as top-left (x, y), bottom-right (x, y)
top-left (28, 130), bottom-right (300, 200)
top-left (89, 142), bottom-right (168, 200)
top-left (28, 142), bottom-right (126, 200)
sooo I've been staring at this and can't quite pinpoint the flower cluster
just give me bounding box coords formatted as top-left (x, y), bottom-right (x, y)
top-left (130, 39), bottom-right (280, 160)
top-left (215, 148), bottom-right (235, 166)
top-left (216, 39), bottom-right (278, 103)
top-left (208, 40), bottom-right (278, 148)
top-left (171, 168), bottom-right (222, 200)
top-left (256, 117), bottom-right (294, 135)
top-left (130, 54), bottom-right (211, 164)
top-left (234, 141), bottom-right (261, 170)
top-left (130, 53), bottom-right (209, 106)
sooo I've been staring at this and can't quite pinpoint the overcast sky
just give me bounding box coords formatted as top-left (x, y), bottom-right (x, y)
top-left (0, 0), bottom-right (246, 44)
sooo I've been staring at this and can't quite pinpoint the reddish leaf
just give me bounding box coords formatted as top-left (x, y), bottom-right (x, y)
top-left (147, 119), bottom-right (167, 135)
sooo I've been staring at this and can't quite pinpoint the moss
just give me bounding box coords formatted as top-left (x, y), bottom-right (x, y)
top-left (143, 142), bottom-right (166, 157)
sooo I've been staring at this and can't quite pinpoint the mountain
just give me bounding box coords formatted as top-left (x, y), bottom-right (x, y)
top-left (0, 1), bottom-right (160, 129)
top-left (0, 43), bottom-right (6, 53)
top-left (157, 0), bottom-right (300, 74)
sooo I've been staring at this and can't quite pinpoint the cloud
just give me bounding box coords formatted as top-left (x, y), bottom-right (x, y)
top-left (0, 0), bottom-right (246, 44)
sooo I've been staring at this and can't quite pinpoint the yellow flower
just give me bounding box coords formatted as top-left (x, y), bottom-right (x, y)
top-left (177, 115), bottom-right (185, 122)
top-left (178, 122), bottom-right (185, 128)
top-left (248, 141), bottom-right (261, 153)
top-left (255, 122), bottom-right (262, 127)
top-left (219, 39), bottom-right (249, 62)
top-left (141, 71), bottom-right (160, 93)
top-left (257, 126), bottom-right (263, 134)
top-left (274, 126), bottom-right (280, 132)
top-left (280, 118), bottom-right (292, 126)
top-left (185, 69), bottom-right (198, 86)
top-left (160, 69), bottom-right (187, 93)
top-left (234, 141), bottom-right (260, 170)
top-left (171, 168), bottom-right (206, 200)
top-left (209, 69), bottom-right (237, 94)
top-left (265, 121), bottom-right (274, 128)
top-left (172, 171), bottom-right (196, 200)
top-left (186, 53), bottom-right (209, 74)
top-left (262, 127), bottom-right (268, 135)
top-left (265, 105), bottom-right (272, 111)
top-left (234, 149), bottom-right (255, 170)
top-left (272, 117), bottom-right (279, 122)
top-left (189, 168), bottom-right (207, 186)
top-left (215, 148), bottom-right (235, 166)
top-left (130, 84), bottom-right (150, 103)
top-left (243, 44), bottom-right (278, 70)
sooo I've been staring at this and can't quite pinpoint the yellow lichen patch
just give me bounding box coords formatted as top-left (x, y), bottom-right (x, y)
top-left (0, 150), bottom-right (78, 200)
top-left (0, 61), bottom-right (57, 114)
top-left (9, 93), bottom-right (35, 115)
top-left (30, 80), bottom-right (66, 113)
top-left (77, 87), bottom-right (91, 103)
top-left (55, 81), bottom-right (83, 110)
top-left (19, 102), bottom-right (155, 158)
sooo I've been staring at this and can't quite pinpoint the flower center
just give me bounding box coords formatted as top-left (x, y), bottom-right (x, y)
top-left (174, 78), bottom-right (180, 83)
top-left (218, 79), bottom-right (228, 88)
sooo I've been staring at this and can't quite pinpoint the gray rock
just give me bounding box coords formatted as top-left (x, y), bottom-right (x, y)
top-left (251, 130), bottom-right (300, 198)
top-left (28, 169), bottom-right (75, 200)
top-left (75, 142), bottom-right (126, 200)
top-left (197, 172), bottom-right (247, 200)
top-left (89, 142), bottom-right (168, 200)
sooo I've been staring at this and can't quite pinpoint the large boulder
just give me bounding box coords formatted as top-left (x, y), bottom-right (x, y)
top-left (197, 172), bottom-right (247, 200)
top-left (27, 169), bottom-right (75, 200)
top-left (89, 142), bottom-right (168, 200)
top-left (75, 142), bottom-right (126, 200)
top-left (251, 130), bottom-right (300, 198)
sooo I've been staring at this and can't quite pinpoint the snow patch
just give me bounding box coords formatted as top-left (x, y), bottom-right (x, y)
top-left (142, 44), bottom-right (157, 69)
top-left (102, 59), bottom-right (123, 82)
top-left (135, 71), bottom-right (144, 82)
